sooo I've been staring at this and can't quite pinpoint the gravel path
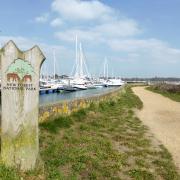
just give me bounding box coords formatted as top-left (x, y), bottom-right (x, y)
top-left (133, 86), bottom-right (180, 170)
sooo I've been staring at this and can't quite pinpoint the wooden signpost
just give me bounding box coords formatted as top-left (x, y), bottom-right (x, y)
top-left (0, 41), bottom-right (45, 170)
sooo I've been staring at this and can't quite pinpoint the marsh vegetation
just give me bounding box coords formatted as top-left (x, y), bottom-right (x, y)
top-left (0, 86), bottom-right (179, 179)
top-left (147, 84), bottom-right (180, 102)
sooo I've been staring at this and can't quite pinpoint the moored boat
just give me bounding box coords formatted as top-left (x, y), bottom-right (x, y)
top-left (104, 79), bottom-right (125, 87)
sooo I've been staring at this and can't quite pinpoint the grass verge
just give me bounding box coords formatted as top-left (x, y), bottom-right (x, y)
top-left (146, 86), bottom-right (180, 102)
top-left (0, 86), bottom-right (179, 179)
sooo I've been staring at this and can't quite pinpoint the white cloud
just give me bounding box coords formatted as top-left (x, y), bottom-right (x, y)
top-left (108, 38), bottom-right (170, 53)
top-left (51, 0), bottom-right (113, 21)
top-left (94, 19), bottom-right (141, 38)
top-left (108, 38), bottom-right (180, 64)
top-left (0, 36), bottom-right (74, 75)
top-left (50, 18), bottom-right (64, 27)
top-left (54, 17), bottom-right (141, 42)
top-left (55, 20), bottom-right (141, 44)
top-left (0, 35), bottom-right (66, 53)
top-left (50, 0), bottom-right (141, 43)
top-left (0, 36), bottom-right (36, 50)
top-left (55, 29), bottom-right (103, 42)
top-left (30, 0), bottom-right (180, 76)
top-left (108, 39), bottom-right (162, 52)
top-left (35, 13), bottom-right (49, 23)
top-left (54, 19), bottom-right (141, 43)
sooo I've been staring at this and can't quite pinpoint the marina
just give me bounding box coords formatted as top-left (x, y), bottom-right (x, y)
top-left (39, 86), bottom-right (118, 106)
top-left (38, 36), bottom-right (125, 106)
top-left (1, 0), bottom-right (180, 178)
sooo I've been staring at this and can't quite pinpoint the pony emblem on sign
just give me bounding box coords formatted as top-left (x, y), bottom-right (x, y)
top-left (6, 58), bottom-right (35, 82)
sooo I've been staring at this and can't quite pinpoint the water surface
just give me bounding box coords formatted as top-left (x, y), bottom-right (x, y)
top-left (39, 87), bottom-right (117, 106)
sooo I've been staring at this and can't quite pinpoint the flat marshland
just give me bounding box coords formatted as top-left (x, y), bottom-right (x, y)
top-left (147, 84), bottom-right (180, 102)
top-left (0, 86), bottom-right (179, 179)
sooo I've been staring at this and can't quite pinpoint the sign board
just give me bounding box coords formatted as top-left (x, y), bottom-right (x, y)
top-left (0, 41), bottom-right (45, 170)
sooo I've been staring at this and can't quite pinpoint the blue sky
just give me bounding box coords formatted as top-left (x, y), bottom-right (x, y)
top-left (1, 0), bottom-right (180, 77)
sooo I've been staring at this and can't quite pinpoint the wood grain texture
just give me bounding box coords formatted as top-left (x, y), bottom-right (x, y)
top-left (0, 41), bottom-right (45, 170)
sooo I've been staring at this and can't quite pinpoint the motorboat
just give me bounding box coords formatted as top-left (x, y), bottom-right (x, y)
top-left (73, 84), bottom-right (87, 90)
top-left (104, 79), bottom-right (125, 87)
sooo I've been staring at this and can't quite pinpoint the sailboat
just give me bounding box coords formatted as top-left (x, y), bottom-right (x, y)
top-left (62, 79), bottom-right (77, 92)
top-left (95, 57), bottom-right (109, 87)
top-left (39, 63), bottom-right (53, 94)
top-left (100, 57), bottom-right (125, 87)
top-left (40, 49), bottom-right (65, 94)
top-left (108, 67), bottom-right (125, 86)
top-left (50, 49), bottom-right (64, 90)
top-left (71, 36), bottom-right (91, 90)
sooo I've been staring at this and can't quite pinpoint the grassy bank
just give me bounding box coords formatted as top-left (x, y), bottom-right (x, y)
top-left (147, 85), bottom-right (180, 102)
top-left (1, 86), bottom-right (180, 179)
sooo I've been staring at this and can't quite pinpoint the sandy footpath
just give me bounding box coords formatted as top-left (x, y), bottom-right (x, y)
top-left (133, 86), bottom-right (180, 170)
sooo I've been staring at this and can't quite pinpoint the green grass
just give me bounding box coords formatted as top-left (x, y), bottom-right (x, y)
top-left (147, 86), bottom-right (180, 102)
top-left (0, 86), bottom-right (179, 179)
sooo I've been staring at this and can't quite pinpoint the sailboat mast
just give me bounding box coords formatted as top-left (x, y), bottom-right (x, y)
top-left (111, 67), bottom-right (114, 78)
top-left (75, 35), bottom-right (78, 72)
top-left (79, 42), bottom-right (83, 78)
top-left (103, 58), bottom-right (106, 78)
top-left (53, 49), bottom-right (56, 80)
top-left (106, 58), bottom-right (108, 80)
top-left (75, 35), bottom-right (79, 78)
top-left (104, 57), bottom-right (108, 79)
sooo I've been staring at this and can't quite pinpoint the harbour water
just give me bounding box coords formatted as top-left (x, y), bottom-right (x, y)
top-left (39, 87), bottom-right (117, 106)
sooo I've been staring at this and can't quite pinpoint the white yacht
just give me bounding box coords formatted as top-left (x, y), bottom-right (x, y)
top-left (71, 78), bottom-right (87, 90)
top-left (70, 36), bottom-right (92, 90)
top-left (104, 79), bottom-right (125, 87)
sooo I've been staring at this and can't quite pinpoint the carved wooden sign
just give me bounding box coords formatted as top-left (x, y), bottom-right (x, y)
top-left (0, 41), bottom-right (45, 170)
